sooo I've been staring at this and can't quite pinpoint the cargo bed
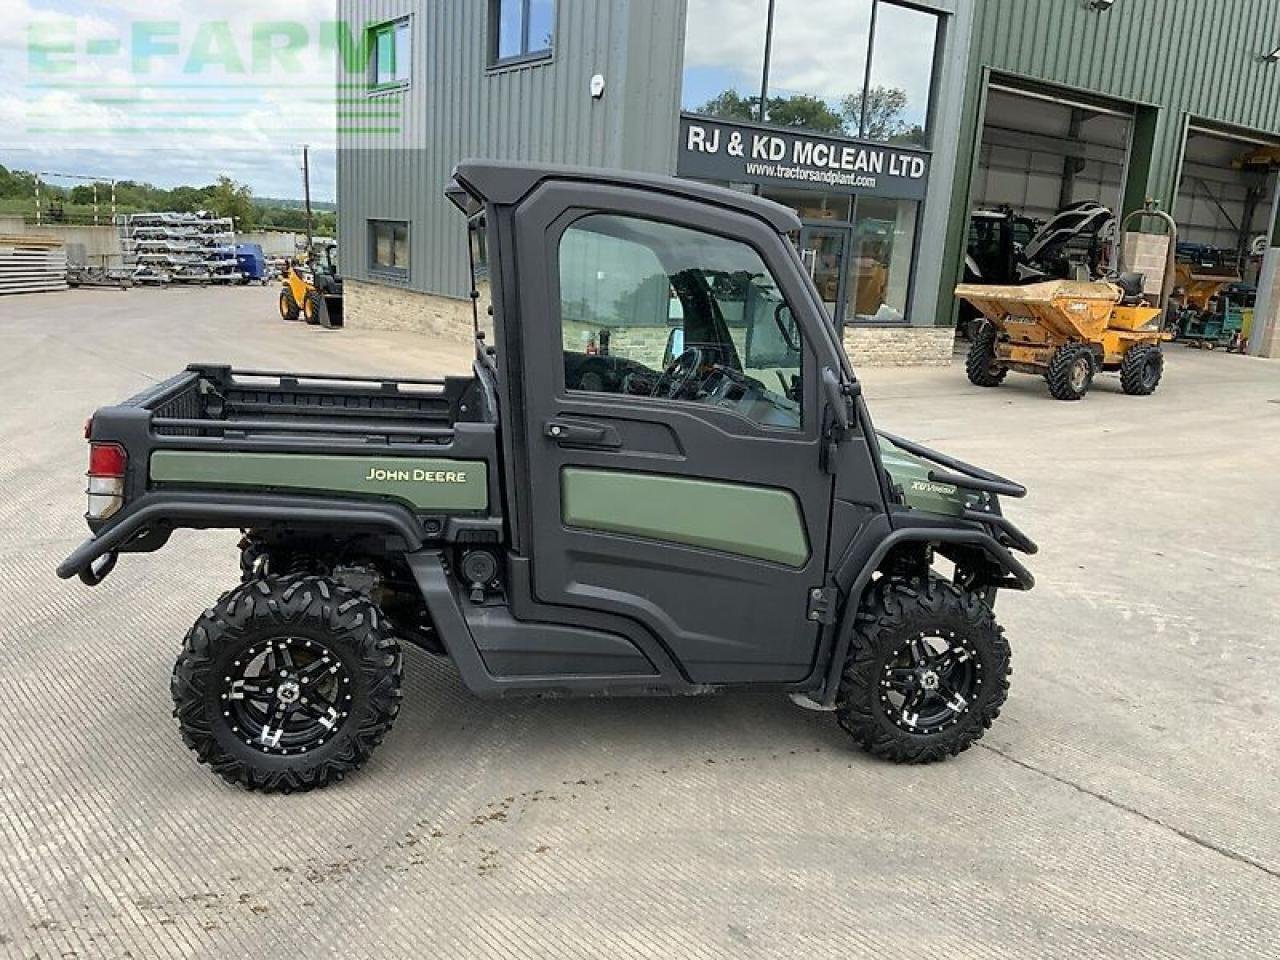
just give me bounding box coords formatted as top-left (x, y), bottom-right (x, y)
top-left (59, 364), bottom-right (503, 581)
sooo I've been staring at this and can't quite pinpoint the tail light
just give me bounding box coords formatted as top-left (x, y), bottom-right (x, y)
top-left (86, 442), bottom-right (127, 520)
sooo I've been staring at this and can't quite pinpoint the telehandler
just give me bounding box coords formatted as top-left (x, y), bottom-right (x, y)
top-left (59, 163), bottom-right (1035, 792)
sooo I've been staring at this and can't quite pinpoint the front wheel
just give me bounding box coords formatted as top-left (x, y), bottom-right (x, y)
top-left (171, 575), bottom-right (403, 792)
top-left (1046, 343), bottom-right (1094, 401)
top-left (279, 288), bottom-right (300, 322)
top-left (303, 290), bottom-right (323, 326)
top-left (836, 577), bottom-right (1010, 763)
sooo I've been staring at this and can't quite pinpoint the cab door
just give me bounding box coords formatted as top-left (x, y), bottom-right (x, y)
top-left (509, 182), bottom-right (840, 684)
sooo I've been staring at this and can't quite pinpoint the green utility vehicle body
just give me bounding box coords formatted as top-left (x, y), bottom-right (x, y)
top-left (58, 162), bottom-right (1036, 789)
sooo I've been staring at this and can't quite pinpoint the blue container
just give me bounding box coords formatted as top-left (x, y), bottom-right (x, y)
top-left (235, 244), bottom-right (266, 282)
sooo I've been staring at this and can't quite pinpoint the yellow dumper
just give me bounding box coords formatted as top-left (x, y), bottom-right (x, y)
top-left (956, 207), bottom-right (1174, 401)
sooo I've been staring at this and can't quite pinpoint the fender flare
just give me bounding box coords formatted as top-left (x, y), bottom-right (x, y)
top-left (819, 528), bottom-right (1034, 707)
top-left (56, 492), bottom-right (426, 582)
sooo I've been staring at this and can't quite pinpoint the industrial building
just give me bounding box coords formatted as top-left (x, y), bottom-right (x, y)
top-left (338, 0), bottom-right (1280, 361)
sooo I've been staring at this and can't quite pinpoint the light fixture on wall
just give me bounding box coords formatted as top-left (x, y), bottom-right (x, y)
top-left (1085, 0), bottom-right (1117, 10)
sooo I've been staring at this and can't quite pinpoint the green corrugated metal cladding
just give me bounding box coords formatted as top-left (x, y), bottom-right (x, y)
top-left (938, 0), bottom-right (1280, 323)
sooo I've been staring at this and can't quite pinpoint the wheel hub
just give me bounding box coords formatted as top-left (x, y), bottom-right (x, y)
top-left (880, 632), bottom-right (982, 734)
top-left (222, 636), bottom-right (352, 755)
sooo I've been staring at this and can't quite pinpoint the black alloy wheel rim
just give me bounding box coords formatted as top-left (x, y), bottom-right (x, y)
top-left (221, 636), bottom-right (353, 755)
top-left (880, 631), bottom-right (981, 734)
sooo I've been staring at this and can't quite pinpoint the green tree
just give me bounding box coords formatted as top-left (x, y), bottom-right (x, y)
top-left (696, 89), bottom-right (760, 122)
top-left (765, 94), bottom-right (845, 134)
top-left (206, 176), bottom-right (256, 229)
top-left (841, 85), bottom-right (910, 140)
top-left (0, 165), bottom-right (38, 199)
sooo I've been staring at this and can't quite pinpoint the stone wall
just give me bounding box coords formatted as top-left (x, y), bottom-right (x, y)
top-left (344, 279), bottom-right (477, 342)
top-left (348, 278), bottom-right (959, 366)
top-left (843, 325), bottom-right (957, 367)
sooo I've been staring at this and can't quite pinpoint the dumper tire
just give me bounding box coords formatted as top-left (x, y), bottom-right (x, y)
top-left (965, 323), bottom-right (1008, 387)
top-left (279, 288), bottom-right (300, 322)
top-left (171, 575), bottom-right (403, 793)
top-left (836, 576), bottom-right (1010, 764)
top-left (1045, 343), bottom-right (1094, 401)
top-left (1120, 343), bottom-right (1164, 395)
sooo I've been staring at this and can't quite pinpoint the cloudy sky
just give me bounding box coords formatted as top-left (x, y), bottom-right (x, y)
top-left (0, 0), bottom-right (343, 200)
top-left (682, 0), bottom-right (938, 129)
top-left (0, 0), bottom-right (940, 201)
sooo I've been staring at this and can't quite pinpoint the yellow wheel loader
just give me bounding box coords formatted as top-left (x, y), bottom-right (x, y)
top-left (278, 241), bottom-right (344, 329)
top-left (956, 206), bottom-right (1175, 401)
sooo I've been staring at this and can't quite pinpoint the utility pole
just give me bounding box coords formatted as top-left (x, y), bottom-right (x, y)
top-left (302, 144), bottom-right (314, 252)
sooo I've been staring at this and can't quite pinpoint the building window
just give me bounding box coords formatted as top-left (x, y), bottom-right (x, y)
top-left (369, 18), bottom-right (410, 90)
top-left (369, 219), bottom-right (410, 278)
top-left (849, 197), bottom-right (918, 323)
top-left (558, 214), bottom-right (803, 430)
top-left (864, 2), bottom-right (939, 146)
top-left (492, 0), bottom-right (555, 65)
top-left (680, 0), bottom-right (770, 121)
top-left (680, 0), bottom-right (939, 141)
top-left (765, 0), bottom-right (872, 136)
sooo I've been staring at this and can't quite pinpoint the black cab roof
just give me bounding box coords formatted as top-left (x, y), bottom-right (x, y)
top-left (449, 160), bottom-right (801, 234)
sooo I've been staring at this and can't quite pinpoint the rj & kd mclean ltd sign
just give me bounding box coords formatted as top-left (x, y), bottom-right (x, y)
top-left (676, 115), bottom-right (930, 201)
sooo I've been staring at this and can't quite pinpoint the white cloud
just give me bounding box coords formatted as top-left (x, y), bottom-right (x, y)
top-left (1, 0), bottom-right (343, 198)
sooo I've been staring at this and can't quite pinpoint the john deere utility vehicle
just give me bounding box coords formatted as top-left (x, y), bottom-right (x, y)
top-left (279, 240), bottom-right (344, 328)
top-left (59, 163), bottom-right (1035, 792)
top-left (957, 205), bottom-right (1175, 401)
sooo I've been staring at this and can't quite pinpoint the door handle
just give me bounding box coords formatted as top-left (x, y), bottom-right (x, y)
top-left (544, 418), bottom-right (621, 448)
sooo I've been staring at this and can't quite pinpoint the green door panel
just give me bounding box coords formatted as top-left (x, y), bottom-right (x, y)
top-left (561, 468), bottom-right (809, 568)
top-left (150, 451), bottom-right (488, 512)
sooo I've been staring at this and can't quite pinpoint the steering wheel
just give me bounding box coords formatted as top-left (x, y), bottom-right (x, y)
top-left (651, 347), bottom-right (707, 400)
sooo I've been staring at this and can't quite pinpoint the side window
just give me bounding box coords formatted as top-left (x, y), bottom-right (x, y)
top-left (558, 214), bottom-right (803, 430)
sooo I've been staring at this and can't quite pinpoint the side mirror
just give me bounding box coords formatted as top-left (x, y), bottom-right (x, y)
top-left (821, 367), bottom-right (858, 432)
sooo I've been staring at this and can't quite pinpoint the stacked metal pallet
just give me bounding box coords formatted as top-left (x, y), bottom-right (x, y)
top-left (0, 235), bottom-right (68, 295)
top-left (119, 212), bottom-right (241, 285)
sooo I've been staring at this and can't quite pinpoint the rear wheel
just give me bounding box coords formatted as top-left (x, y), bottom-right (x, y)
top-left (1119, 343), bottom-right (1164, 395)
top-left (171, 575), bottom-right (402, 793)
top-left (1046, 343), bottom-right (1094, 401)
top-left (965, 323), bottom-right (1008, 387)
top-left (836, 577), bottom-right (1010, 764)
top-left (279, 288), bottom-right (300, 322)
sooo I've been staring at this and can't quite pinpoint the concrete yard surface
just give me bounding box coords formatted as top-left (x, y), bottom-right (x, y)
top-left (1, 286), bottom-right (1278, 959)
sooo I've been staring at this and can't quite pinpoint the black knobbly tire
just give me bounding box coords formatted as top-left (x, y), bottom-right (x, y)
top-left (836, 577), bottom-right (1010, 764)
top-left (303, 290), bottom-right (323, 326)
top-left (171, 575), bottom-right (402, 793)
top-left (1120, 343), bottom-right (1164, 395)
top-left (279, 288), bottom-right (300, 322)
top-left (1046, 343), bottom-right (1094, 401)
top-left (965, 322), bottom-right (1008, 387)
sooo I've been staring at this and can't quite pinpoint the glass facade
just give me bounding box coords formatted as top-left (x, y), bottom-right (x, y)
top-left (680, 0), bottom-right (770, 120)
top-left (682, 1), bottom-right (939, 327)
top-left (681, 0), bottom-right (938, 142)
top-left (865, 2), bottom-right (937, 146)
